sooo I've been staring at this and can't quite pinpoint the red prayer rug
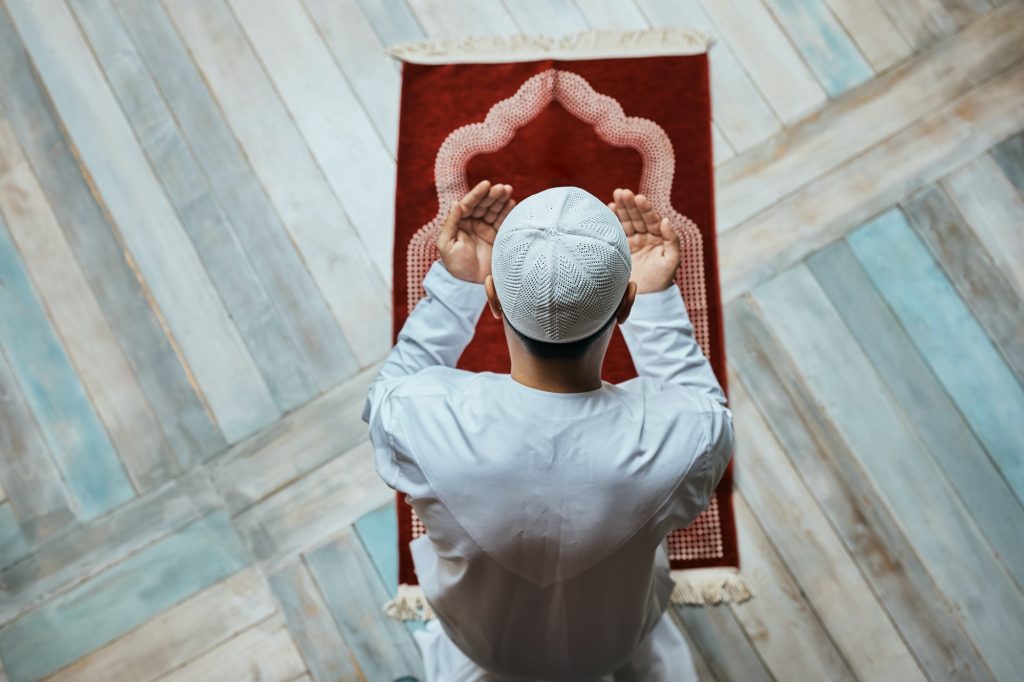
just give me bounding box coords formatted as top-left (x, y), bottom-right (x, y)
top-left (384, 30), bottom-right (749, 619)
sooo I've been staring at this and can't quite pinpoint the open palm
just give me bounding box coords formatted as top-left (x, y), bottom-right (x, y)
top-left (437, 180), bottom-right (515, 284)
top-left (609, 188), bottom-right (680, 294)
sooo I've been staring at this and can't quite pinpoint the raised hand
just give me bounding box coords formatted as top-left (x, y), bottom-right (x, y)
top-left (609, 188), bottom-right (680, 294)
top-left (437, 180), bottom-right (515, 284)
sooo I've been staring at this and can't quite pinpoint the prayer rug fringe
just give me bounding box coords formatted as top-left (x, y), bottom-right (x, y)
top-left (383, 569), bottom-right (753, 622)
top-left (386, 28), bottom-right (714, 65)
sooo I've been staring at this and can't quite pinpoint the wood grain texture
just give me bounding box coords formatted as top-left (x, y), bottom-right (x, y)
top-left (809, 239), bottom-right (1024, 588)
top-left (114, 0), bottom-right (359, 395)
top-left (406, 0), bottom-right (517, 36)
top-left (663, 609), bottom-right (718, 682)
top-left (762, 0), bottom-right (873, 97)
top-left (302, 0), bottom-right (402, 157)
top-left (729, 493), bottom-right (855, 681)
top-left (157, 613), bottom-right (306, 682)
top-left (46, 568), bottom-right (276, 682)
top-left (822, 0), bottom-right (913, 72)
top-left (941, 154), bottom-right (1024, 301)
top-left (719, 61), bottom-right (1024, 302)
top-left (5, 0), bottom-right (280, 444)
top-left (234, 440), bottom-right (393, 574)
top-left (70, 0), bottom-right (319, 415)
top-left (229, 0), bottom-right (396, 286)
top-left (848, 210), bottom-right (1024, 505)
top-left (355, 0), bottom-right (426, 46)
top-left (882, 0), bottom-right (958, 46)
top-left (991, 130), bottom-right (1024, 194)
top-left (0, 470), bottom-right (222, 627)
top-left (755, 264), bottom-right (1024, 681)
top-left (0, 347), bottom-right (75, 546)
top-left (572, 0), bottom-right (649, 29)
top-left (635, 0), bottom-right (782, 153)
top-left (0, 5), bottom-right (225, 466)
top-left (0, 505), bottom-right (29, 570)
top-left (716, 1), bottom-right (1024, 234)
top-left (727, 295), bottom-right (995, 681)
top-left (726, 371), bottom-right (924, 680)
top-left (0, 217), bottom-right (134, 521)
top-left (165, 0), bottom-right (391, 369)
top-left (0, 512), bottom-right (247, 682)
top-left (699, 0), bottom-right (828, 122)
top-left (0, 117), bottom-right (177, 492)
top-left (268, 561), bottom-right (361, 682)
top-left (673, 602), bottom-right (772, 682)
top-left (903, 186), bottom-right (1024, 385)
top-left (940, 0), bottom-right (993, 26)
top-left (305, 527), bottom-right (424, 680)
top-left (211, 361), bottom-right (380, 516)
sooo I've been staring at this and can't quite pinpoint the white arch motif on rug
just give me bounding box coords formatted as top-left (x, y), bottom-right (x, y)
top-left (405, 68), bottom-right (710, 356)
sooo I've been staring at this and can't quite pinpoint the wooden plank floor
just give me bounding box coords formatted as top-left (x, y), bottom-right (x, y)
top-left (0, 0), bottom-right (1021, 679)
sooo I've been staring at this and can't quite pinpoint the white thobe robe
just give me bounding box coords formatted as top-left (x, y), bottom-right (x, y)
top-left (362, 259), bottom-right (734, 681)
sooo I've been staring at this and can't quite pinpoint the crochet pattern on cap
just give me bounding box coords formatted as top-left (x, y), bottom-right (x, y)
top-left (404, 68), bottom-right (721, 565)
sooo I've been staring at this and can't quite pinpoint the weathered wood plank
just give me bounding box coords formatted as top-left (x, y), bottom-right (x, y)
top-left (503, 0), bottom-right (588, 36)
top-left (0, 5), bottom-right (224, 465)
top-left (727, 295), bottom-right (995, 682)
top-left (5, 0), bottom-right (279, 443)
top-left (305, 527), bottom-right (424, 680)
top-left (0, 505), bottom-right (29, 570)
top-left (234, 440), bottom-right (393, 574)
top-left (939, 0), bottom-right (992, 27)
top-left (354, 0), bottom-right (426, 47)
top-left (941, 153), bottom-right (1024, 301)
top-left (407, 0), bottom-right (517, 36)
top-left (711, 124), bottom-right (736, 166)
top-left (47, 568), bottom-right (276, 682)
top-left (229, 0), bottom-right (395, 287)
top-left (754, 264), bottom-right (1024, 681)
top-left (848, 210), bottom-right (1024, 505)
top-left (0, 218), bottom-right (133, 521)
top-left (0, 117), bottom-right (177, 492)
top-left (0, 470), bottom-right (221, 627)
top-left (809, 238), bottom-right (1024, 587)
top-left (70, 0), bottom-right (318, 414)
top-left (0, 347), bottom-right (75, 546)
top-left (302, 0), bottom-right (401, 157)
top-left (698, 0), bottom-right (828, 122)
top-left (762, 0), bottom-right (873, 97)
top-left (719, 61), bottom-right (1024, 301)
top-left (572, 0), bottom-right (649, 29)
top-left (725, 368), bottom-right (924, 680)
top-left (637, 0), bottom-right (781, 153)
top-left (882, 0), bottom-right (958, 46)
top-left (0, 512), bottom-right (248, 682)
top-left (991, 130), bottom-right (1024, 194)
top-left (211, 361), bottom-right (381, 516)
top-left (158, 614), bottom-right (306, 682)
top-left (903, 186), bottom-right (1024, 385)
top-left (268, 561), bottom-right (361, 682)
top-left (715, 1), bottom-right (1024, 234)
top-left (663, 609), bottom-right (718, 682)
top-left (729, 492), bottom-right (854, 681)
top-left (672, 602), bottom-right (772, 682)
top-left (165, 0), bottom-right (390, 369)
top-left (114, 0), bottom-right (359, 394)
top-left (821, 0), bottom-right (913, 72)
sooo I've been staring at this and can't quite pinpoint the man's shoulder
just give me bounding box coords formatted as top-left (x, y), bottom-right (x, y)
top-left (391, 365), bottom-right (479, 399)
top-left (617, 375), bottom-right (728, 416)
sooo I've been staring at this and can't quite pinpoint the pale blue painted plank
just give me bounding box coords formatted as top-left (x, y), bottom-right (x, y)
top-left (354, 503), bottom-right (426, 634)
top-left (0, 511), bottom-right (247, 682)
top-left (305, 527), bottom-right (424, 679)
top-left (0, 504), bottom-right (29, 569)
top-left (809, 240), bottom-right (1024, 588)
top-left (0, 219), bottom-right (133, 521)
top-left (763, 0), bottom-right (873, 97)
top-left (356, 0), bottom-right (425, 45)
top-left (848, 210), bottom-right (1024, 505)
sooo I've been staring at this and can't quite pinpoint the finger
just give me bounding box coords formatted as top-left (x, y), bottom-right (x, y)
top-left (622, 189), bottom-right (646, 233)
top-left (470, 182), bottom-right (504, 218)
top-left (461, 180), bottom-right (492, 215)
top-left (438, 203), bottom-right (461, 247)
top-left (610, 201), bottom-right (634, 237)
top-left (494, 197), bottom-right (516, 230)
top-left (635, 194), bottom-right (662, 230)
top-left (660, 218), bottom-right (680, 257)
top-left (483, 185), bottom-right (511, 222)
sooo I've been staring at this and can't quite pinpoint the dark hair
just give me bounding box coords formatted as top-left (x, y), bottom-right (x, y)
top-left (508, 312), bottom-right (617, 360)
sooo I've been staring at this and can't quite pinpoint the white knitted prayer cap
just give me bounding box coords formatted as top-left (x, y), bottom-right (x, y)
top-left (491, 186), bottom-right (632, 343)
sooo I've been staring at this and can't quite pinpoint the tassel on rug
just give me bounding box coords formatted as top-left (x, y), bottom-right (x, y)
top-left (384, 570), bottom-right (753, 622)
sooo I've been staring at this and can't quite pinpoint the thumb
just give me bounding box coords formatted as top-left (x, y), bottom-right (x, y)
top-left (438, 202), bottom-right (462, 248)
top-left (660, 218), bottom-right (680, 258)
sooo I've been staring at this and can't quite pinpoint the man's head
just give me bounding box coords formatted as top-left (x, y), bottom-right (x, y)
top-left (483, 187), bottom-right (635, 361)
